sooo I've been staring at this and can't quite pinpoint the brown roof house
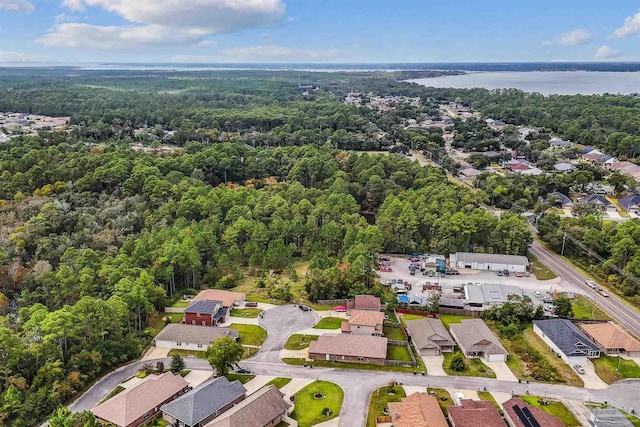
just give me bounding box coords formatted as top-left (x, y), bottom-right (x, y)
top-left (580, 322), bottom-right (640, 357)
top-left (309, 334), bottom-right (388, 365)
top-left (450, 319), bottom-right (508, 362)
top-left (92, 372), bottom-right (189, 427)
top-left (193, 290), bottom-right (245, 308)
top-left (503, 397), bottom-right (564, 427)
top-left (341, 309), bottom-right (384, 336)
top-left (347, 295), bottom-right (382, 311)
top-left (405, 318), bottom-right (455, 356)
top-left (448, 399), bottom-right (504, 427)
top-left (387, 392), bottom-right (448, 427)
top-left (203, 385), bottom-right (291, 427)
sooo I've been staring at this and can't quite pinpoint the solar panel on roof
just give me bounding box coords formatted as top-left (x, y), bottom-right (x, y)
top-left (513, 405), bottom-right (538, 427)
top-left (523, 407), bottom-right (542, 427)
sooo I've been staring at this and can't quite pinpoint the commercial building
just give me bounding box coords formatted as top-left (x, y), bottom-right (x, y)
top-left (533, 319), bottom-right (601, 364)
top-left (153, 324), bottom-right (238, 351)
top-left (308, 334), bottom-right (388, 365)
top-left (450, 319), bottom-right (508, 362)
top-left (450, 252), bottom-right (529, 273)
top-left (463, 283), bottom-right (538, 311)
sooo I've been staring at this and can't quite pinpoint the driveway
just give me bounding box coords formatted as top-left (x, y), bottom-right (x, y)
top-left (183, 370), bottom-right (212, 387)
top-left (422, 355), bottom-right (446, 376)
top-left (484, 361), bottom-right (518, 382)
top-left (252, 304), bottom-right (318, 363)
top-left (580, 360), bottom-right (608, 389)
top-left (140, 346), bottom-right (169, 360)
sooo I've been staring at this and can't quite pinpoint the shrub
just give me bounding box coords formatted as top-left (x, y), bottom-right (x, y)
top-left (450, 354), bottom-right (466, 371)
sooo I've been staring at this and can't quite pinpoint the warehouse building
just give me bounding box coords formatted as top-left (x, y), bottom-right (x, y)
top-left (450, 252), bottom-right (529, 273)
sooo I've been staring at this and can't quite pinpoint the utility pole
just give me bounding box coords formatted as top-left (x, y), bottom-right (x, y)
top-left (561, 231), bottom-right (567, 256)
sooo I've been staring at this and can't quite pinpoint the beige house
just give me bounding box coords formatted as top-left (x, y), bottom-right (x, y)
top-left (309, 334), bottom-right (388, 365)
top-left (580, 322), bottom-right (640, 357)
top-left (341, 309), bottom-right (384, 336)
top-left (405, 318), bottom-right (455, 356)
top-left (449, 319), bottom-right (508, 362)
top-left (203, 385), bottom-right (290, 427)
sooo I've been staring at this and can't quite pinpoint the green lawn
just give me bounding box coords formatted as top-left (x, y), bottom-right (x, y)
top-left (313, 317), bottom-right (344, 329)
top-left (366, 385), bottom-right (406, 427)
top-left (386, 345), bottom-right (412, 362)
top-left (443, 351), bottom-right (496, 378)
top-left (383, 326), bottom-right (406, 341)
top-left (282, 358), bottom-right (423, 373)
top-left (147, 312), bottom-right (184, 336)
top-left (170, 300), bottom-right (190, 308)
top-left (274, 422), bottom-right (290, 427)
top-left (520, 396), bottom-right (581, 427)
top-left (528, 255), bottom-right (558, 280)
top-left (230, 308), bottom-right (262, 318)
top-left (592, 355), bottom-right (640, 383)
top-left (229, 324), bottom-right (268, 346)
top-left (168, 349), bottom-right (207, 359)
top-left (438, 314), bottom-right (471, 330)
top-left (266, 377), bottom-right (292, 389)
top-left (290, 381), bottom-right (344, 427)
top-left (284, 334), bottom-right (319, 350)
top-left (99, 386), bottom-right (124, 404)
top-left (427, 388), bottom-right (454, 416)
top-left (149, 418), bottom-right (170, 426)
top-left (245, 296), bottom-right (283, 305)
top-left (242, 346), bottom-right (259, 359)
top-left (477, 391), bottom-right (501, 411)
top-left (225, 373), bottom-right (255, 384)
top-left (572, 295), bottom-right (611, 320)
top-left (398, 313), bottom-right (424, 326)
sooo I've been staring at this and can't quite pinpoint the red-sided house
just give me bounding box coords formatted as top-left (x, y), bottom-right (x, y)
top-left (184, 300), bottom-right (227, 327)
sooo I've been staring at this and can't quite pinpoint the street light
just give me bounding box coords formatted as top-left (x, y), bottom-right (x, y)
top-left (544, 389), bottom-right (547, 399)
top-left (617, 349), bottom-right (622, 372)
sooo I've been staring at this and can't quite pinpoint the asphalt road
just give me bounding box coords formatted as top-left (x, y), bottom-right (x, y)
top-left (70, 356), bottom-right (640, 426)
top-left (530, 240), bottom-right (640, 338)
top-left (252, 304), bottom-right (318, 363)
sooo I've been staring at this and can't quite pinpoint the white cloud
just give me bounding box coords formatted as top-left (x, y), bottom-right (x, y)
top-left (0, 0), bottom-right (34, 12)
top-left (544, 29), bottom-right (590, 46)
top-left (594, 45), bottom-right (620, 60)
top-left (221, 45), bottom-right (340, 62)
top-left (0, 50), bottom-right (41, 62)
top-left (37, 23), bottom-right (205, 50)
top-left (42, 0), bottom-right (286, 50)
top-left (612, 12), bottom-right (640, 38)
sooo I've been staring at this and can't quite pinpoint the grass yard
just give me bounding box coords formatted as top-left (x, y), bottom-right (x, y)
top-left (230, 308), bottom-right (262, 318)
top-left (313, 317), bottom-right (344, 329)
top-left (528, 255), bottom-right (558, 280)
top-left (427, 388), bottom-right (454, 416)
top-left (386, 345), bottom-right (412, 362)
top-left (229, 324), bottom-right (268, 346)
top-left (382, 325), bottom-right (406, 341)
top-left (275, 422), bottom-right (290, 427)
top-left (242, 346), bottom-right (258, 359)
top-left (225, 373), bottom-right (255, 384)
top-left (147, 312), bottom-right (184, 336)
top-left (398, 313), bottom-right (424, 326)
top-left (290, 381), bottom-right (344, 427)
top-left (443, 351), bottom-right (496, 378)
top-left (520, 396), bottom-right (581, 427)
top-left (284, 334), bottom-right (319, 350)
top-left (366, 385), bottom-right (407, 427)
top-left (572, 295), bottom-right (611, 320)
top-left (282, 358), bottom-right (423, 373)
top-left (99, 385), bottom-right (124, 404)
top-left (438, 314), bottom-right (472, 330)
top-left (266, 377), bottom-right (292, 389)
top-left (170, 300), bottom-right (190, 308)
top-left (167, 349), bottom-right (207, 359)
top-left (592, 355), bottom-right (640, 383)
top-left (477, 391), bottom-right (501, 411)
top-left (149, 418), bottom-right (170, 426)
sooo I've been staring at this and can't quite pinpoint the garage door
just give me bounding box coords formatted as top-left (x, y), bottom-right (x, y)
top-left (420, 348), bottom-right (439, 357)
top-left (487, 353), bottom-right (506, 362)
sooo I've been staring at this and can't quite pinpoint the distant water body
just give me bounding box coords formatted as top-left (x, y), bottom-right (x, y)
top-left (409, 71), bottom-right (640, 95)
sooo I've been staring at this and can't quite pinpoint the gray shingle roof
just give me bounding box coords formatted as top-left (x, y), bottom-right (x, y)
top-left (155, 324), bottom-right (238, 346)
top-left (591, 407), bottom-right (634, 427)
top-left (161, 377), bottom-right (246, 426)
top-left (405, 318), bottom-right (455, 351)
top-left (620, 195), bottom-right (640, 211)
top-left (450, 319), bottom-right (507, 356)
top-left (203, 385), bottom-right (291, 427)
top-left (534, 319), bottom-right (600, 356)
top-left (186, 299), bottom-right (222, 315)
top-left (582, 195), bottom-right (612, 207)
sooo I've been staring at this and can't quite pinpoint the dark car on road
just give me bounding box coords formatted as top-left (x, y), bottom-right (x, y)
top-left (299, 305), bottom-right (310, 311)
top-left (445, 269), bottom-right (459, 275)
top-left (502, 269), bottom-right (510, 276)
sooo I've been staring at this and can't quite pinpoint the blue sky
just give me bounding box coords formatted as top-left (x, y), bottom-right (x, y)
top-left (1, 0), bottom-right (640, 63)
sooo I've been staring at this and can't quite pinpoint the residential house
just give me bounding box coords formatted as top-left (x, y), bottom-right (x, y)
top-left (503, 397), bottom-right (564, 427)
top-left (580, 322), bottom-right (640, 357)
top-left (153, 324), bottom-right (238, 351)
top-left (387, 392), bottom-right (449, 427)
top-left (347, 295), bottom-right (381, 312)
top-left (184, 300), bottom-right (227, 327)
top-left (341, 309), bottom-right (384, 336)
top-left (579, 195), bottom-right (617, 213)
top-left (619, 195), bottom-right (640, 216)
top-left (607, 161), bottom-right (640, 175)
top-left (449, 319), bottom-right (508, 362)
top-left (543, 191), bottom-right (573, 209)
top-left (405, 318), bottom-right (455, 356)
top-left (203, 385), bottom-right (291, 427)
top-left (450, 252), bottom-right (529, 272)
top-left (92, 373), bottom-right (190, 427)
top-left (533, 319), bottom-right (601, 364)
top-left (553, 162), bottom-right (575, 173)
top-left (308, 334), bottom-right (388, 365)
top-left (549, 138), bottom-right (572, 149)
top-left (161, 377), bottom-right (246, 427)
top-left (582, 151), bottom-right (605, 163)
top-left (589, 407), bottom-right (634, 427)
top-left (193, 290), bottom-right (245, 308)
top-left (520, 166), bottom-right (544, 176)
top-left (448, 399), bottom-right (505, 427)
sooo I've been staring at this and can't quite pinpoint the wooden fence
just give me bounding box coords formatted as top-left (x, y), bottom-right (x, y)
top-left (395, 308), bottom-right (439, 317)
top-left (315, 299), bottom-right (350, 306)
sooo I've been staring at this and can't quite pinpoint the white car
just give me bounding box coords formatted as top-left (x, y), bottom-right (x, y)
top-left (586, 280), bottom-right (597, 289)
top-left (573, 364), bottom-right (585, 374)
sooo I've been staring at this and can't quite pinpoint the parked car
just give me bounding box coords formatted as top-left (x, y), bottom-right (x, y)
top-left (515, 271), bottom-right (523, 277)
top-left (427, 270), bottom-right (434, 277)
top-left (445, 269), bottom-right (459, 275)
top-left (534, 290), bottom-right (541, 298)
top-left (502, 269), bottom-right (510, 277)
top-left (299, 305), bottom-right (310, 311)
top-left (409, 257), bottom-right (420, 262)
top-left (573, 364), bottom-right (585, 374)
top-left (245, 302), bottom-right (258, 307)
top-left (497, 270), bottom-right (503, 276)
top-left (236, 366), bottom-right (252, 374)
top-left (379, 256), bottom-right (390, 262)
